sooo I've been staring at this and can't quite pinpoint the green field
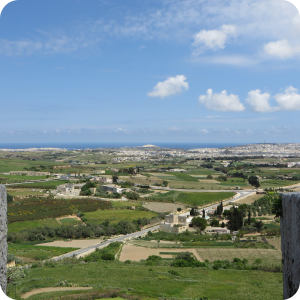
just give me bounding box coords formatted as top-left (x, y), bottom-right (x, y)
top-left (0, 158), bottom-right (66, 173)
top-left (8, 180), bottom-right (70, 189)
top-left (146, 191), bottom-right (236, 206)
top-left (171, 173), bottom-right (199, 181)
top-left (7, 244), bottom-right (79, 261)
top-left (11, 261), bottom-right (283, 300)
top-left (111, 201), bottom-right (142, 208)
top-left (84, 209), bottom-right (157, 225)
top-left (8, 219), bottom-right (61, 233)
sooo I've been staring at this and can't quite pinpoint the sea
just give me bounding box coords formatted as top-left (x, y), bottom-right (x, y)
top-left (0, 142), bottom-right (246, 150)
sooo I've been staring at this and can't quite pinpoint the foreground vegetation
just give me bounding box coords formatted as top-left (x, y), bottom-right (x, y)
top-left (8, 258), bottom-right (283, 300)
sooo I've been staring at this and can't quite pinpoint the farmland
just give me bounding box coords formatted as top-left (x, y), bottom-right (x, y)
top-left (7, 244), bottom-right (79, 261)
top-left (8, 219), bottom-right (61, 233)
top-left (7, 197), bottom-right (111, 223)
top-left (83, 209), bottom-right (158, 225)
top-left (2, 146), bottom-right (295, 300)
top-left (146, 191), bottom-right (236, 206)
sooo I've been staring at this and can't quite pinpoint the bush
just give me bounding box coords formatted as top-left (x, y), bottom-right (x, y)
top-left (101, 253), bottom-right (115, 260)
top-left (168, 270), bottom-right (180, 276)
top-left (7, 267), bottom-right (25, 283)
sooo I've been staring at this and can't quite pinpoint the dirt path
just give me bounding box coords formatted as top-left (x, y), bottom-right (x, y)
top-left (21, 287), bottom-right (93, 299)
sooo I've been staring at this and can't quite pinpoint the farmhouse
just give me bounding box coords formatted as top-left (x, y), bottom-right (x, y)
top-left (92, 176), bottom-right (113, 183)
top-left (100, 184), bottom-right (126, 194)
top-left (56, 183), bottom-right (81, 196)
top-left (160, 213), bottom-right (192, 234)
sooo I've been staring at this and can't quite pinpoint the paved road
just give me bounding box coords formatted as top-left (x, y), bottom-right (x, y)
top-left (52, 225), bottom-right (160, 261)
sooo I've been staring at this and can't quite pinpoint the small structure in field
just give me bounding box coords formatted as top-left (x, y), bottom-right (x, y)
top-left (56, 183), bottom-right (81, 196)
top-left (160, 213), bottom-right (192, 234)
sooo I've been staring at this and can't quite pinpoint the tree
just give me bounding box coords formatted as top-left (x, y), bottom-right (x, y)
top-left (191, 217), bottom-right (207, 231)
top-left (216, 201), bottom-right (223, 216)
top-left (177, 207), bottom-right (182, 212)
top-left (248, 175), bottom-right (260, 188)
top-left (162, 180), bottom-right (169, 187)
top-left (202, 209), bottom-right (205, 218)
top-left (112, 175), bottom-right (118, 183)
top-left (254, 220), bottom-right (264, 232)
top-left (210, 219), bottom-right (219, 227)
top-left (227, 207), bottom-right (244, 231)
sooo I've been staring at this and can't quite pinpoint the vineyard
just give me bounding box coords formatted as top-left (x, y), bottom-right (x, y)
top-left (7, 197), bottom-right (111, 223)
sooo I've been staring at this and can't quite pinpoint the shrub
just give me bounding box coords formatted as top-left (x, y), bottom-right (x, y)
top-left (168, 270), bottom-right (180, 276)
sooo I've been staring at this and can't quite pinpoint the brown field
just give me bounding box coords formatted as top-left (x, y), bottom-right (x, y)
top-left (196, 248), bottom-right (281, 264)
top-left (197, 179), bottom-right (220, 183)
top-left (235, 193), bottom-right (265, 204)
top-left (119, 244), bottom-right (202, 261)
top-left (266, 237), bottom-right (281, 250)
top-left (142, 202), bottom-right (186, 213)
top-left (36, 239), bottom-right (104, 249)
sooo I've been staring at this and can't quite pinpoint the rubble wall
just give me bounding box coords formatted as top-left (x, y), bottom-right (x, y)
top-left (0, 185), bottom-right (7, 293)
top-left (281, 193), bottom-right (300, 299)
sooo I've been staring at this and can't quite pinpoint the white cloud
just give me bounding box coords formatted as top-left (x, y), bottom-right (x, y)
top-left (264, 39), bottom-right (300, 59)
top-left (246, 89), bottom-right (279, 112)
top-left (275, 86), bottom-right (300, 110)
top-left (198, 89), bottom-right (245, 112)
top-left (148, 75), bottom-right (189, 99)
top-left (198, 128), bottom-right (209, 133)
top-left (192, 25), bottom-right (236, 55)
top-left (192, 55), bottom-right (258, 66)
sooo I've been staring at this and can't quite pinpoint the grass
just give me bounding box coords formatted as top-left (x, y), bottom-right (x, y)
top-left (146, 191), bottom-right (235, 206)
top-left (111, 201), bottom-right (142, 208)
top-left (260, 179), bottom-right (300, 188)
top-left (13, 260), bottom-right (283, 300)
top-left (196, 248), bottom-right (282, 264)
top-left (84, 209), bottom-right (157, 225)
top-left (8, 219), bottom-right (61, 233)
top-left (7, 244), bottom-right (79, 261)
top-left (8, 180), bottom-right (70, 189)
top-left (171, 173), bottom-right (199, 181)
top-left (0, 158), bottom-right (66, 173)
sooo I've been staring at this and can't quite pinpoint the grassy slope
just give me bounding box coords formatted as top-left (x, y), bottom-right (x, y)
top-left (8, 219), bottom-right (61, 233)
top-left (84, 210), bottom-right (157, 225)
top-left (8, 244), bottom-right (79, 261)
top-left (14, 262), bottom-right (283, 300)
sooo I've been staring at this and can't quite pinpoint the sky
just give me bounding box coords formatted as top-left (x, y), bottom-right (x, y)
top-left (1, 0), bottom-right (300, 144)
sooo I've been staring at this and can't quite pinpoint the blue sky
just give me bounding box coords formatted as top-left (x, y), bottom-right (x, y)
top-left (1, 0), bottom-right (300, 143)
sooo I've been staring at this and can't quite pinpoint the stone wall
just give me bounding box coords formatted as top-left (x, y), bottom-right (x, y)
top-left (0, 185), bottom-right (7, 294)
top-left (281, 193), bottom-right (300, 299)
